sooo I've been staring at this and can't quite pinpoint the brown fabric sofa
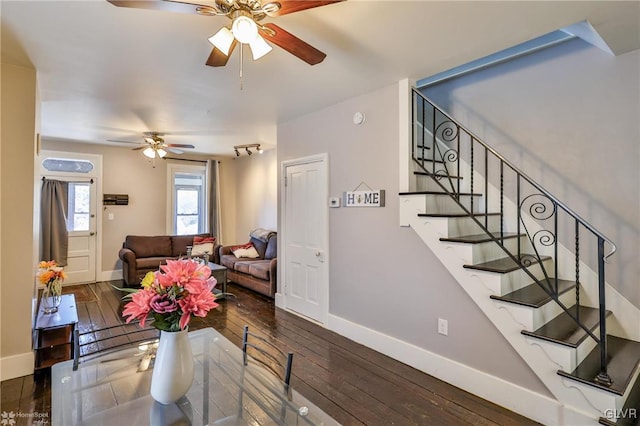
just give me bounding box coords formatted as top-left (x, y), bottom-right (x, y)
top-left (217, 232), bottom-right (277, 298)
top-left (118, 233), bottom-right (218, 287)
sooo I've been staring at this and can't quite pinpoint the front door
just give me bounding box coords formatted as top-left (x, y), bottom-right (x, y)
top-left (282, 154), bottom-right (329, 323)
top-left (65, 180), bottom-right (97, 284)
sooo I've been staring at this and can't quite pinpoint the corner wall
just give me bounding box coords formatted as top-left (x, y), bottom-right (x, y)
top-left (1, 63), bottom-right (38, 380)
top-left (277, 82), bottom-right (550, 397)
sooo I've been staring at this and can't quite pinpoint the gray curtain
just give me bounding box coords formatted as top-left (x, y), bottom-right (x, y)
top-left (41, 179), bottom-right (69, 266)
top-left (207, 160), bottom-right (222, 242)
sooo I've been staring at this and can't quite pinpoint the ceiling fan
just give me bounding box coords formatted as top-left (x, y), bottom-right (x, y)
top-left (108, 132), bottom-right (195, 159)
top-left (106, 0), bottom-right (344, 67)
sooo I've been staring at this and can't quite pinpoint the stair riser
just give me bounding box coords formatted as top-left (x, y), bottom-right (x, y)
top-left (447, 215), bottom-right (502, 238)
top-left (523, 333), bottom-right (598, 376)
top-left (509, 289), bottom-right (578, 331)
top-left (470, 236), bottom-right (532, 264)
top-left (415, 174), bottom-right (463, 193)
top-left (472, 258), bottom-right (556, 296)
top-left (424, 194), bottom-right (484, 214)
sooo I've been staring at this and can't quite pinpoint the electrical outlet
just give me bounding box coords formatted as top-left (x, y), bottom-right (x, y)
top-left (438, 318), bottom-right (448, 336)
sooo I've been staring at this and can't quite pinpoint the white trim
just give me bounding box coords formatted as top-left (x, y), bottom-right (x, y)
top-left (398, 78), bottom-right (412, 194)
top-left (101, 269), bottom-right (123, 282)
top-left (327, 313), bottom-right (592, 426)
top-left (279, 153), bottom-right (330, 325)
top-left (166, 162), bottom-right (207, 235)
top-left (1, 352), bottom-right (34, 381)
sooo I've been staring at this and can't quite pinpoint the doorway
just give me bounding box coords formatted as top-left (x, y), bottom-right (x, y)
top-left (39, 151), bottom-right (102, 285)
top-left (280, 154), bottom-right (329, 324)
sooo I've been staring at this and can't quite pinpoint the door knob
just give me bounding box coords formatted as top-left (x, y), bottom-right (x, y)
top-left (90, 232), bottom-right (96, 236)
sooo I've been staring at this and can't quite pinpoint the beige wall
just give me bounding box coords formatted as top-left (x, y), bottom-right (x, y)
top-left (230, 149), bottom-right (277, 243)
top-left (1, 63), bottom-right (38, 380)
top-left (41, 140), bottom-right (238, 274)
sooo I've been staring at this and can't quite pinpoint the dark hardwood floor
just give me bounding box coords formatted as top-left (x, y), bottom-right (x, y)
top-left (1, 281), bottom-right (540, 425)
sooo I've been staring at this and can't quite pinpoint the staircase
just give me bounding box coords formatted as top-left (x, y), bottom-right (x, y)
top-left (399, 89), bottom-right (640, 425)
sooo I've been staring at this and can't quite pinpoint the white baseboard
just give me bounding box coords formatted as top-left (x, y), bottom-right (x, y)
top-left (1, 352), bottom-right (34, 381)
top-left (327, 313), bottom-right (593, 426)
top-left (100, 269), bottom-right (123, 282)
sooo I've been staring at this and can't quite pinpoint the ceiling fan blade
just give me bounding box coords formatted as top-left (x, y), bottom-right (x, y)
top-left (206, 40), bottom-right (237, 67)
top-left (106, 0), bottom-right (219, 15)
top-left (259, 23), bottom-right (326, 65)
top-left (166, 144), bottom-right (195, 148)
top-left (267, 0), bottom-right (344, 17)
top-left (167, 148), bottom-right (185, 154)
top-left (132, 146), bottom-right (146, 151)
top-left (107, 139), bottom-right (144, 145)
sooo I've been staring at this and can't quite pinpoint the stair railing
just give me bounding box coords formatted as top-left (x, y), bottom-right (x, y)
top-left (411, 88), bottom-right (616, 386)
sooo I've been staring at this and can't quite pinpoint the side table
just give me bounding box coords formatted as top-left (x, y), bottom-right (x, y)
top-left (208, 262), bottom-right (227, 298)
top-left (33, 293), bottom-right (78, 376)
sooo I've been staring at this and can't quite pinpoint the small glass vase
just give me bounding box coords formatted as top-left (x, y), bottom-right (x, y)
top-left (41, 280), bottom-right (62, 314)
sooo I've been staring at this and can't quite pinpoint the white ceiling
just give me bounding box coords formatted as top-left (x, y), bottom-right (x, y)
top-left (2, 1), bottom-right (638, 157)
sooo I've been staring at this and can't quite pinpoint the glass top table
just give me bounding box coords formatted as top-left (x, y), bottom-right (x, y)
top-left (52, 327), bottom-right (338, 425)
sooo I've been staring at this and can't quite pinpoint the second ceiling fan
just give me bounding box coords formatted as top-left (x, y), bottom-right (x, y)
top-left (107, 0), bottom-right (344, 67)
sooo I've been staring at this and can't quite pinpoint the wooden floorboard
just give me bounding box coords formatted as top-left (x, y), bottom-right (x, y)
top-left (1, 281), bottom-right (540, 425)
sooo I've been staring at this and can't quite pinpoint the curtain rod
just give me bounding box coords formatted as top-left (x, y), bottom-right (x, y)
top-left (42, 177), bottom-right (94, 183)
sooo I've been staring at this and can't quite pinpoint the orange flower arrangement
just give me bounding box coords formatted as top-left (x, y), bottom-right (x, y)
top-left (37, 260), bottom-right (66, 295)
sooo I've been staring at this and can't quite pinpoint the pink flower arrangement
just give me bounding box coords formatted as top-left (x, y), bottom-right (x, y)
top-left (121, 259), bottom-right (219, 331)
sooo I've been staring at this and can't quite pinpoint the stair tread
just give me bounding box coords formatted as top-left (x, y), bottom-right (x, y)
top-left (418, 212), bottom-right (500, 218)
top-left (440, 232), bottom-right (522, 244)
top-left (463, 254), bottom-right (550, 273)
top-left (491, 278), bottom-right (575, 308)
top-left (414, 171), bottom-right (463, 180)
top-left (522, 305), bottom-right (604, 347)
top-left (558, 335), bottom-right (640, 396)
top-left (399, 191), bottom-right (482, 197)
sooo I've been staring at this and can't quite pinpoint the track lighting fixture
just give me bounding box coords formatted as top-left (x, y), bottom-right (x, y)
top-left (233, 143), bottom-right (263, 157)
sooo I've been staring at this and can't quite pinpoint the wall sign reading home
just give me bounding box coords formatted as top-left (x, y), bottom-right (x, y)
top-left (343, 190), bottom-right (385, 207)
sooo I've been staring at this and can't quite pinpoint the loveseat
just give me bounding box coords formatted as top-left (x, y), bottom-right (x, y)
top-left (217, 230), bottom-right (277, 298)
top-left (118, 233), bottom-right (218, 287)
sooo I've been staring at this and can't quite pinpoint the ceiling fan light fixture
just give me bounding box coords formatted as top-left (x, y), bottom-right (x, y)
top-left (249, 35), bottom-right (272, 60)
top-left (143, 147), bottom-right (156, 159)
top-left (156, 148), bottom-right (167, 158)
top-left (208, 27), bottom-right (234, 55)
top-left (231, 15), bottom-right (258, 44)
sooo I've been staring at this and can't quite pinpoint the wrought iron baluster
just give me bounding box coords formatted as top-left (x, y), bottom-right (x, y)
top-left (517, 176), bottom-right (521, 258)
top-left (554, 206), bottom-right (558, 295)
top-left (595, 237), bottom-right (612, 387)
top-left (575, 220), bottom-right (580, 323)
top-left (500, 160), bottom-right (504, 243)
top-left (470, 139), bottom-right (474, 215)
top-left (484, 148), bottom-right (488, 228)
top-left (431, 106), bottom-right (436, 175)
top-left (456, 134), bottom-right (460, 198)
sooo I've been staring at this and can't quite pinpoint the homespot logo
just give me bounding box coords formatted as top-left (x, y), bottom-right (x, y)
top-left (1, 411), bottom-right (49, 425)
top-left (604, 408), bottom-right (637, 421)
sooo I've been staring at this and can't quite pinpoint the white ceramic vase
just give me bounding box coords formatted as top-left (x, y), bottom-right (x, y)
top-left (150, 329), bottom-right (195, 405)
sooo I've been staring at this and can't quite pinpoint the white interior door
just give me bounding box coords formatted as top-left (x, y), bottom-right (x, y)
top-left (65, 180), bottom-right (97, 284)
top-left (282, 155), bottom-right (329, 323)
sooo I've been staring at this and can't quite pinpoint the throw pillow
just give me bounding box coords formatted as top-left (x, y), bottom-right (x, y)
top-left (231, 242), bottom-right (260, 259)
top-left (192, 236), bottom-right (216, 256)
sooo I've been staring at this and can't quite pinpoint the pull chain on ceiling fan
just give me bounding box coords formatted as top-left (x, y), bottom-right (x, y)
top-left (107, 0), bottom-right (344, 68)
